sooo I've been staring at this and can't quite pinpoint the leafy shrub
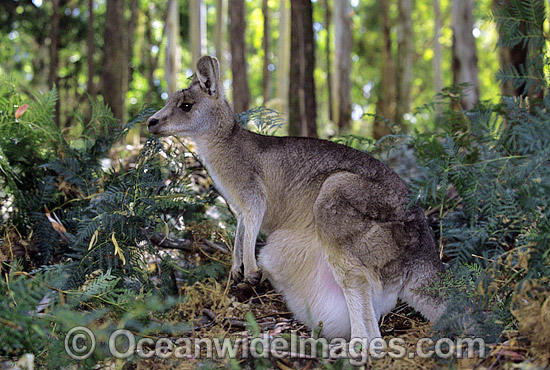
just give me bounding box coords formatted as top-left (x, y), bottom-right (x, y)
top-left (0, 74), bottom-right (216, 286)
top-left (0, 77), bottom-right (224, 366)
top-left (492, 0), bottom-right (548, 97)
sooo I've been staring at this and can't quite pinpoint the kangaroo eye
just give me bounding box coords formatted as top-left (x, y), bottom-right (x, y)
top-left (179, 102), bottom-right (193, 112)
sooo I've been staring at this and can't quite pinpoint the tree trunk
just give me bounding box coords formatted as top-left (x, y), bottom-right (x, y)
top-left (190, 0), bottom-right (207, 66)
top-left (215, 0), bottom-right (227, 82)
top-left (166, 0), bottom-right (181, 96)
top-left (102, 0), bottom-right (127, 121)
top-left (86, 0), bottom-right (95, 100)
top-left (374, 0), bottom-right (395, 140)
top-left (262, 0), bottom-right (272, 104)
top-left (432, 0), bottom-right (443, 118)
top-left (433, 0), bottom-right (442, 96)
top-left (451, 0), bottom-right (479, 110)
top-left (395, 0), bottom-right (413, 131)
top-left (276, 0), bottom-right (290, 117)
top-left (323, 0), bottom-right (333, 123)
top-left (288, 0), bottom-right (317, 137)
top-left (49, 0), bottom-right (61, 126)
top-left (229, 0), bottom-right (250, 113)
top-left (126, 0), bottom-right (138, 90)
top-left (333, 0), bottom-right (352, 132)
top-left (144, 7), bottom-right (160, 106)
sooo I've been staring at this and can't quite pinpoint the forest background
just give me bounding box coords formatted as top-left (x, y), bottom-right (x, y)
top-left (0, 0), bottom-right (549, 369)
top-left (1, 0), bottom-right (520, 138)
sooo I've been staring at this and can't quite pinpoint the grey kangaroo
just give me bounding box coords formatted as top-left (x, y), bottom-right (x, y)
top-left (147, 56), bottom-right (445, 341)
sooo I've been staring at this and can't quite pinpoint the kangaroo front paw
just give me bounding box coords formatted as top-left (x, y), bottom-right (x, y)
top-left (244, 268), bottom-right (262, 285)
top-left (231, 266), bottom-right (243, 282)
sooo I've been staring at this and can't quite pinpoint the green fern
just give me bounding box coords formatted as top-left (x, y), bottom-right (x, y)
top-left (492, 0), bottom-right (548, 95)
top-left (236, 106), bottom-right (285, 135)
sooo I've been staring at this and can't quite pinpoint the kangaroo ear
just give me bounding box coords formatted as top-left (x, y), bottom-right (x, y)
top-left (196, 56), bottom-right (222, 98)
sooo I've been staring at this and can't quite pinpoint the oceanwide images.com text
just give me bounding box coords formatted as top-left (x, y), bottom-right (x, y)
top-left (65, 326), bottom-right (486, 365)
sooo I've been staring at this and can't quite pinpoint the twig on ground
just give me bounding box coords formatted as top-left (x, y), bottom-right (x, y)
top-left (148, 231), bottom-right (230, 255)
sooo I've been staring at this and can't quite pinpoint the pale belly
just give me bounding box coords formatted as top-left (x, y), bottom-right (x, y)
top-left (258, 228), bottom-right (401, 340)
top-left (258, 229), bottom-right (351, 339)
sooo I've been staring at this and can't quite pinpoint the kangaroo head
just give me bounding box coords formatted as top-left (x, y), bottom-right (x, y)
top-left (147, 56), bottom-right (231, 138)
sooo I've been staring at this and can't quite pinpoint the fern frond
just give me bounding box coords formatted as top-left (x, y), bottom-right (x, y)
top-left (236, 106), bottom-right (286, 135)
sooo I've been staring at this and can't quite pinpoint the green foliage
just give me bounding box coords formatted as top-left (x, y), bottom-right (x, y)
top-left (0, 77), bottom-right (62, 192)
top-left (0, 263), bottom-right (188, 368)
top-left (422, 263), bottom-right (508, 342)
top-left (397, 3), bottom-right (550, 344)
top-left (0, 82), bottom-right (222, 366)
top-left (410, 92), bottom-right (549, 267)
top-left (492, 0), bottom-right (548, 95)
top-left (236, 106), bottom-right (285, 135)
top-left (0, 79), bottom-right (214, 289)
top-left (421, 263), bottom-right (483, 300)
top-left (178, 260), bottom-right (227, 285)
top-left (407, 86), bottom-right (550, 346)
top-left (331, 134), bottom-right (376, 152)
top-left (0, 262), bottom-right (56, 355)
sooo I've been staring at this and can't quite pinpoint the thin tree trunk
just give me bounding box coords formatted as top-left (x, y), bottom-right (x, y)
top-left (215, 0), bottom-right (227, 82)
top-left (229, 0), bottom-right (250, 113)
top-left (433, 0), bottom-right (442, 96)
top-left (124, 0), bottom-right (139, 144)
top-left (451, 0), bottom-right (479, 110)
top-left (288, 0), bottom-right (317, 137)
top-left (126, 0), bottom-right (138, 90)
top-left (374, 0), bottom-right (395, 140)
top-left (262, 0), bottom-right (272, 104)
top-left (145, 7), bottom-right (160, 106)
top-left (323, 0), bottom-right (333, 123)
top-left (49, 0), bottom-right (61, 126)
top-left (166, 0), bottom-right (181, 96)
top-left (276, 0), bottom-right (290, 117)
top-left (333, 0), bottom-right (352, 131)
top-left (190, 0), bottom-right (207, 66)
top-left (86, 0), bottom-right (95, 99)
top-left (395, 0), bottom-right (413, 131)
top-left (102, 0), bottom-right (127, 121)
top-left (432, 0), bottom-right (443, 118)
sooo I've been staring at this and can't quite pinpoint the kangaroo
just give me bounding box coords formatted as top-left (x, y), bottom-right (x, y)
top-left (147, 55), bottom-right (446, 341)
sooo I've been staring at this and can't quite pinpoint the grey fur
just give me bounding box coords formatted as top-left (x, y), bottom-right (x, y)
top-left (147, 56), bottom-right (445, 341)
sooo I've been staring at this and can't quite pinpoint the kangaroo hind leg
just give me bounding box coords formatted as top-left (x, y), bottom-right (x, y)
top-left (313, 172), bottom-right (398, 340)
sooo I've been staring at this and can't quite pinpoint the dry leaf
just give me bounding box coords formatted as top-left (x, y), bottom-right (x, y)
top-left (15, 104), bottom-right (29, 119)
top-left (88, 229), bottom-right (99, 251)
top-left (44, 206), bottom-right (67, 234)
top-left (112, 232), bottom-right (126, 265)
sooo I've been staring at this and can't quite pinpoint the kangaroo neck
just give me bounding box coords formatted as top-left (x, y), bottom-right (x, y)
top-left (192, 119), bottom-right (254, 211)
top-left (193, 118), bottom-right (247, 167)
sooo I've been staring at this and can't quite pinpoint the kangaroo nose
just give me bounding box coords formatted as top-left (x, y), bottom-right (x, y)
top-left (147, 117), bottom-right (159, 129)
